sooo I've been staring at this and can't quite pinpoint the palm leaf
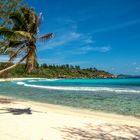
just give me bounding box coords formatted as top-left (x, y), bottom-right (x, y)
top-left (21, 7), bottom-right (36, 25)
top-left (38, 33), bottom-right (53, 42)
top-left (9, 40), bottom-right (27, 47)
top-left (37, 13), bottom-right (43, 27)
top-left (10, 11), bottom-right (27, 31)
top-left (9, 45), bottom-right (27, 62)
top-left (2, 40), bottom-right (27, 54)
top-left (0, 26), bottom-right (15, 38)
top-left (0, 42), bottom-right (8, 54)
top-left (29, 22), bottom-right (38, 34)
top-left (0, 6), bottom-right (53, 74)
top-left (15, 31), bottom-right (32, 40)
top-left (0, 26), bottom-right (25, 40)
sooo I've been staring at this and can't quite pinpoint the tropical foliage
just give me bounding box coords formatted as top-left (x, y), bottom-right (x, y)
top-left (0, 62), bottom-right (114, 78)
top-left (0, 0), bottom-right (23, 25)
top-left (0, 7), bottom-right (53, 74)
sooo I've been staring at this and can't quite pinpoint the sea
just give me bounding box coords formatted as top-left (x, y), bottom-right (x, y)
top-left (0, 78), bottom-right (140, 116)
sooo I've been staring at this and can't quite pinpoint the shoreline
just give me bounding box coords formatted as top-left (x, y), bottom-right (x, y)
top-left (0, 77), bottom-right (140, 117)
top-left (0, 77), bottom-right (46, 82)
top-left (0, 95), bottom-right (140, 140)
top-left (1, 95), bottom-right (140, 126)
top-left (0, 78), bottom-right (140, 139)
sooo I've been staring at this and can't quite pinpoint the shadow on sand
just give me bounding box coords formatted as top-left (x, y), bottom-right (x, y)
top-left (0, 98), bottom-right (14, 104)
top-left (58, 124), bottom-right (140, 140)
top-left (0, 107), bottom-right (32, 115)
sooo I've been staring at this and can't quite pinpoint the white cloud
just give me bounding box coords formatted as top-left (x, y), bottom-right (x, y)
top-left (77, 45), bottom-right (111, 54)
top-left (136, 67), bottom-right (140, 70)
top-left (111, 67), bottom-right (116, 71)
top-left (132, 62), bottom-right (137, 65)
top-left (39, 31), bottom-right (82, 51)
top-left (38, 17), bottom-right (112, 57)
top-left (39, 30), bottom-right (95, 51)
top-left (134, 66), bottom-right (140, 73)
top-left (83, 35), bottom-right (95, 44)
top-left (38, 18), bottom-right (95, 51)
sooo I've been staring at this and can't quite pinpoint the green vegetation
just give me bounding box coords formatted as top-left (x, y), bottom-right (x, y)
top-left (0, 2), bottom-right (114, 79)
top-left (0, 6), bottom-right (53, 74)
top-left (0, 0), bottom-right (23, 26)
top-left (0, 62), bottom-right (114, 78)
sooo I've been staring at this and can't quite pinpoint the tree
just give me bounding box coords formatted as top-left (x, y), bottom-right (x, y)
top-left (0, 7), bottom-right (53, 74)
top-left (75, 65), bottom-right (80, 70)
top-left (0, 0), bottom-right (23, 26)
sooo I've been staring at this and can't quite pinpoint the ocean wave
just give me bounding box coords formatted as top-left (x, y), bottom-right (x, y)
top-left (27, 79), bottom-right (59, 82)
top-left (28, 80), bottom-right (37, 82)
top-left (17, 82), bottom-right (25, 85)
top-left (16, 82), bottom-right (140, 93)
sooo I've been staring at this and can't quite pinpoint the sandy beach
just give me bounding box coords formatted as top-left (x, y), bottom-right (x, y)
top-left (0, 78), bottom-right (44, 82)
top-left (0, 0), bottom-right (140, 139)
top-left (0, 95), bottom-right (140, 140)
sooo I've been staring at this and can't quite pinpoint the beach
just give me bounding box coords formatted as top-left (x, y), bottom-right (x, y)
top-left (0, 0), bottom-right (140, 139)
top-left (0, 95), bottom-right (140, 140)
top-left (0, 78), bottom-right (140, 140)
top-left (0, 78), bottom-right (44, 82)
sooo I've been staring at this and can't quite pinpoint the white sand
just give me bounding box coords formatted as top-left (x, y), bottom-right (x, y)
top-left (0, 96), bottom-right (140, 140)
top-left (0, 77), bottom-right (45, 82)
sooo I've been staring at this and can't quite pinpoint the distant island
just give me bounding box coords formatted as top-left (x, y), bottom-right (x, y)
top-left (0, 62), bottom-right (116, 79)
top-left (117, 74), bottom-right (140, 78)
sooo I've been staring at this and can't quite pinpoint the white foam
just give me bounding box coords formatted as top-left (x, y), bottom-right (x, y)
top-left (19, 83), bottom-right (140, 93)
top-left (16, 82), bottom-right (25, 85)
top-left (28, 79), bottom-right (58, 82)
top-left (41, 79), bottom-right (59, 81)
top-left (28, 80), bottom-right (36, 82)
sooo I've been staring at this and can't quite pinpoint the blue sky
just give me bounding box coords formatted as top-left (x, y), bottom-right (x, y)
top-left (24, 0), bottom-right (140, 75)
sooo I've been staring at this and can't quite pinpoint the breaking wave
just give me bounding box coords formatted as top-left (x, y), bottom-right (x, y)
top-left (27, 79), bottom-right (59, 82)
top-left (16, 82), bottom-right (140, 93)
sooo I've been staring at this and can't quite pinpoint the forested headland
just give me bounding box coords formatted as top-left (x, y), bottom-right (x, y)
top-left (0, 62), bottom-right (115, 78)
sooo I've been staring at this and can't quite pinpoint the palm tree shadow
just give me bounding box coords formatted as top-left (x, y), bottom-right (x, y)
top-left (58, 124), bottom-right (140, 140)
top-left (0, 107), bottom-right (32, 115)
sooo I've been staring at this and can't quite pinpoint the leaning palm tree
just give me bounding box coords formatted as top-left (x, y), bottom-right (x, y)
top-left (0, 7), bottom-right (53, 74)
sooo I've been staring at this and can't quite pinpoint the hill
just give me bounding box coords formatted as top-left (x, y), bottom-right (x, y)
top-left (0, 62), bottom-right (115, 79)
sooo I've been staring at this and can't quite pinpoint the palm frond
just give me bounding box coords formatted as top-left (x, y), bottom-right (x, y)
top-left (29, 23), bottom-right (38, 34)
top-left (30, 13), bottom-right (41, 34)
top-left (0, 41), bottom-right (8, 48)
top-left (9, 45), bottom-right (27, 62)
top-left (15, 31), bottom-right (32, 40)
top-left (0, 26), bottom-right (15, 38)
top-left (0, 26), bottom-right (25, 40)
top-left (2, 40), bottom-right (27, 54)
top-left (9, 40), bottom-right (27, 47)
top-left (10, 11), bottom-right (27, 31)
top-left (37, 13), bottom-right (43, 27)
top-left (38, 33), bottom-right (53, 42)
top-left (0, 6), bottom-right (53, 74)
top-left (27, 10), bottom-right (38, 33)
top-left (0, 42), bottom-right (8, 54)
top-left (21, 7), bottom-right (36, 25)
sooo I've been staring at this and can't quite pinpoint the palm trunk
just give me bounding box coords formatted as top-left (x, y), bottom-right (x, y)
top-left (25, 45), bottom-right (37, 74)
top-left (0, 55), bottom-right (27, 75)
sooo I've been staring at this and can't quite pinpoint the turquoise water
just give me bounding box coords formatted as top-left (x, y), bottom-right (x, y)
top-left (0, 78), bottom-right (140, 116)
